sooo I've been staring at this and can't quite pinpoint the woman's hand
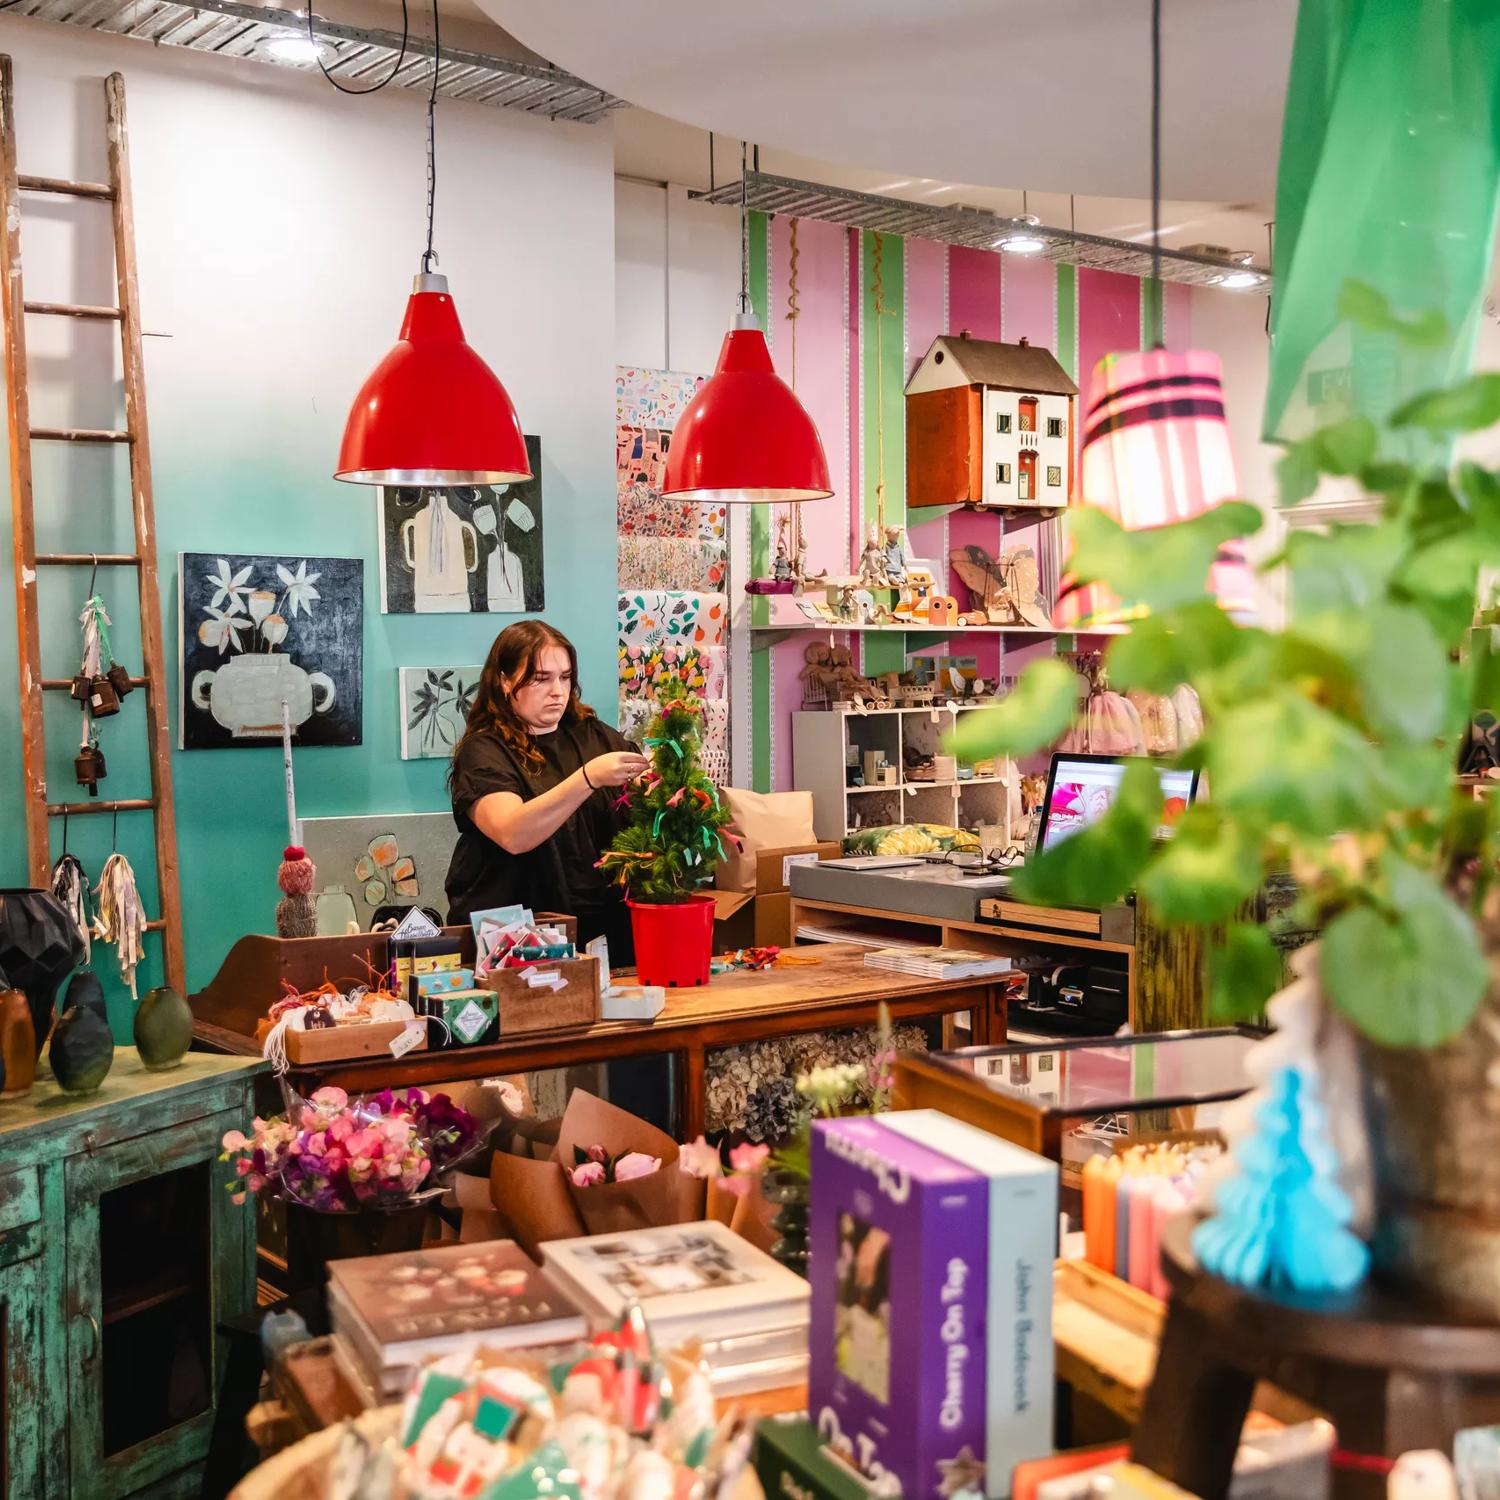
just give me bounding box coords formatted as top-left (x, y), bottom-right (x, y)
top-left (585, 751), bottom-right (651, 788)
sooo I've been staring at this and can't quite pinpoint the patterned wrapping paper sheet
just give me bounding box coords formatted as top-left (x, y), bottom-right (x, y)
top-left (617, 590), bottom-right (728, 649)
top-left (616, 480), bottom-right (726, 542)
top-left (618, 642), bottom-right (727, 700)
top-left (618, 695), bottom-right (730, 784)
top-left (615, 367), bottom-right (707, 429)
top-left (617, 535), bottom-right (728, 592)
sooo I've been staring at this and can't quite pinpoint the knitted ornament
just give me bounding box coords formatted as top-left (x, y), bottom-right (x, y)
top-left (275, 845), bottom-right (318, 938)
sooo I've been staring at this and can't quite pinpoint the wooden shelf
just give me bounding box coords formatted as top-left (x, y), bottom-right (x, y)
top-left (752, 620), bottom-right (1128, 644)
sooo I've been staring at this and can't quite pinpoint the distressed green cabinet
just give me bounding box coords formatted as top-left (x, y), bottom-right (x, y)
top-left (0, 1051), bottom-right (264, 1500)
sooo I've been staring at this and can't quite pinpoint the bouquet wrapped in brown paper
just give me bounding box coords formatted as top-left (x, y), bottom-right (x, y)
top-left (490, 1090), bottom-right (702, 1260)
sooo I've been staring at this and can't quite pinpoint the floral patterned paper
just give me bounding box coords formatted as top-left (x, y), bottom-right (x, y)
top-left (617, 590), bottom-right (727, 649)
top-left (618, 696), bottom-right (729, 784)
top-left (618, 642), bottom-right (727, 701)
top-left (617, 535), bottom-right (727, 592)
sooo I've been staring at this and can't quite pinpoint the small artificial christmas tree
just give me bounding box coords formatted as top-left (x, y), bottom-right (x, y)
top-left (1192, 1065), bottom-right (1369, 1295)
top-left (598, 694), bottom-right (732, 903)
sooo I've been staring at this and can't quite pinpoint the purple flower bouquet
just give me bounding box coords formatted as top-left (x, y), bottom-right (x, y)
top-left (220, 1084), bottom-right (483, 1213)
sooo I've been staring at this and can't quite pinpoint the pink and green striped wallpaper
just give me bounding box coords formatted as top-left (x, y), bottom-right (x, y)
top-left (744, 212), bottom-right (1196, 794)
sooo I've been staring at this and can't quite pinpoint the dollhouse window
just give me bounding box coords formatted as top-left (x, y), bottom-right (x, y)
top-left (1047, 466), bottom-right (1063, 487)
top-left (995, 412), bottom-right (1012, 434)
top-left (1018, 396), bottom-right (1038, 432)
top-left (995, 462), bottom-right (1012, 484)
top-left (1046, 417), bottom-right (1064, 438)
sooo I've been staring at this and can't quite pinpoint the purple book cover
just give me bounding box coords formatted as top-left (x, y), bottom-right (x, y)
top-left (809, 1116), bottom-right (989, 1499)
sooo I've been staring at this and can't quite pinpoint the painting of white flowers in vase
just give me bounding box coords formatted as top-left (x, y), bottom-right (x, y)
top-left (178, 553), bottom-right (363, 748)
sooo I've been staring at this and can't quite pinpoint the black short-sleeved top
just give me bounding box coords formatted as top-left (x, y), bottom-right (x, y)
top-left (445, 715), bottom-right (634, 930)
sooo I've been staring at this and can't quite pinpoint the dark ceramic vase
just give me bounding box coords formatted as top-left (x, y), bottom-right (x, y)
top-left (0, 889), bottom-right (85, 1058)
top-left (761, 1168), bottom-right (811, 1278)
top-left (133, 985), bottom-right (193, 1070)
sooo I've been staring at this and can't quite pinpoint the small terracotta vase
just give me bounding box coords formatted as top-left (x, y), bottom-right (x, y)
top-left (0, 988), bottom-right (37, 1098)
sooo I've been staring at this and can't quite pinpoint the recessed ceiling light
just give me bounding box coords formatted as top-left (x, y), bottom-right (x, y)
top-left (1214, 269), bottom-right (1265, 290)
top-left (255, 22), bottom-right (333, 65)
top-left (995, 215), bottom-right (1046, 255)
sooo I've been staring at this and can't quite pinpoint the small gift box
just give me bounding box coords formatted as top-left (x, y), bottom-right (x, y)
top-left (416, 967), bottom-right (475, 997)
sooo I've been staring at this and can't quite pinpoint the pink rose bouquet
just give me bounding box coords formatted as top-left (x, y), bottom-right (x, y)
top-left (568, 1145), bottom-right (663, 1188)
top-left (221, 1085), bottom-right (482, 1212)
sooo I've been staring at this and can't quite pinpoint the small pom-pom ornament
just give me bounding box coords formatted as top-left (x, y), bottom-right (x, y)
top-left (275, 844), bottom-right (317, 938)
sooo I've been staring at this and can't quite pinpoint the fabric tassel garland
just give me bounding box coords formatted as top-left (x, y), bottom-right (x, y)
top-left (51, 853), bottom-right (93, 963)
top-left (94, 852), bottom-right (147, 999)
top-left (276, 845), bottom-right (318, 938)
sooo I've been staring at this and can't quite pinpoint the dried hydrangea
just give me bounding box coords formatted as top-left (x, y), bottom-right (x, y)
top-left (742, 1075), bottom-right (800, 1144)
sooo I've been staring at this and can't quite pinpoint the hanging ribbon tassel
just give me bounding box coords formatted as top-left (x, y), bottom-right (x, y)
top-left (94, 852), bottom-right (147, 999)
top-left (50, 853), bottom-right (93, 963)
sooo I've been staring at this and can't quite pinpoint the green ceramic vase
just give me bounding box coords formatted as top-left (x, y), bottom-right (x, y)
top-left (49, 996), bottom-right (114, 1095)
top-left (133, 985), bottom-right (193, 1071)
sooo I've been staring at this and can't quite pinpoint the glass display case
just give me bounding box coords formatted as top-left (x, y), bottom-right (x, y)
top-left (893, 1027), bottom-right (1261, 1179)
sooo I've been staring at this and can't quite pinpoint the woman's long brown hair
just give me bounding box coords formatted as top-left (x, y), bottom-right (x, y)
top-left (450, 620), bottom-right (596, 780)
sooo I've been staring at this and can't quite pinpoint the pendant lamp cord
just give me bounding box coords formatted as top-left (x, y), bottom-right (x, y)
top-left (739, 140), bottom-right (750, 317)
top-left (1150, 0), bottom-right (1163, 345)
top-left (308, 0), bottom-right (411, 95)
top-left (422, 0), bottom-right (441, 273)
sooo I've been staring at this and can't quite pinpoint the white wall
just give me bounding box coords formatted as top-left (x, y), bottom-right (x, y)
top-left (614, 178), bottom-right (739, 374)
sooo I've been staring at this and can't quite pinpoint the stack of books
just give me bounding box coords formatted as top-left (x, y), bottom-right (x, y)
top-left (543, 1219), bottom-right (811, 1395)
top-left (863, 945), bottom-right (1014, 979)
top-left (809, 1110), bottom-right (1059, 1500)
top-left (326, 1240), bottom-right (589, 1404)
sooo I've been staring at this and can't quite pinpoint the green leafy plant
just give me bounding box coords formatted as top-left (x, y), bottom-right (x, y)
top-left (598, 694), bottom-right (732, 903)
top-left (949, 298), bottom-right (1500, 1050)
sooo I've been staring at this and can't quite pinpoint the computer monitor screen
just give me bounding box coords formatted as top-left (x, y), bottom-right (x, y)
top-left (1039, 753), bottom-right (1199, 852)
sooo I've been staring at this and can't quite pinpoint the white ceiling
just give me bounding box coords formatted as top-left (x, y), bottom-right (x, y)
top-left (479, 0), bottom-right (1296, 234)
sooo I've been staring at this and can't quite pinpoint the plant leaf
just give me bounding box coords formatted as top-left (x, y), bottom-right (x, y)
top-left (1390, 374), bottom-right (1500, 435)
top-left (1277, 440), bottom-right (1321, 507)
top-left (1066, 501), bottom-right (1262, 614)
top-left (1139, 808), bottom-right (1265, 926)
top-left (1206, 690), bottom-right (1394, 837)
top-left (1311, 417), bottom-right (1376, 477)
top-left (1010, 760), bottom-right (1162, 909)
top-left (1357, 603), bottom-right (1448, 742)
top-left (944, 656), bottom-right (1079, 759)
top-left (1104, 601), bottom-right (1248, 695)
top-left (1337, 279), bottom-right (1449, 352)
top-left (1208, 923), bottom-right (1282, 1023)
top-left (1322, 861), bottom-right (1487, 1047)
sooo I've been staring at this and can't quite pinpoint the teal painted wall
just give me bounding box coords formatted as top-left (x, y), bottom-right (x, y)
top-left (0, 23), bottom-right (618, 1035)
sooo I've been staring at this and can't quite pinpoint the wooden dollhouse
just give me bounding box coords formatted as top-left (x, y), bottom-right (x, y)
top-left (905, 331), bottom-right (1078, 512)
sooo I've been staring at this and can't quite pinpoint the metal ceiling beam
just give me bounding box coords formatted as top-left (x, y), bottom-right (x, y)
top-left (693, 171), bottom-right (1273, 293)
top-left (4, 0), bottom-right (627, 123)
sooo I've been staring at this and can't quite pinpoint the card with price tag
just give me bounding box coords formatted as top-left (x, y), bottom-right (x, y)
top-left (389, 1021), bottom-right (426, 1058)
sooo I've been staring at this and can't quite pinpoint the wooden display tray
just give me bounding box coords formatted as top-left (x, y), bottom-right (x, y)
top-left (477, 957), bottom-right (601, 1035)
top-left (283, 1020), bottom-right (426, 1065)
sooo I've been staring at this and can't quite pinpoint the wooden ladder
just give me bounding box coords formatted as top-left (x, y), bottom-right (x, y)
top-left (0, 58), bottom-right (184, 992)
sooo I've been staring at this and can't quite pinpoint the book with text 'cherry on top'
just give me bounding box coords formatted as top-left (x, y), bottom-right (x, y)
top-left (863, 946), bottom-right (1014, 979)
top-left (325, 1239), bottom-right (588, 1379)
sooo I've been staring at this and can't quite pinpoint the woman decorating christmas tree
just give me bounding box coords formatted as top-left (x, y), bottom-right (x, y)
top-left (445, 620), bottom-right (649, 959)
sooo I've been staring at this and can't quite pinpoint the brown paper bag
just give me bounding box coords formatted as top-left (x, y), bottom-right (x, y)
top-left (490, 1091), bottom-right (704, 1261)
top-left (714, 788), bottom-right (816, 893)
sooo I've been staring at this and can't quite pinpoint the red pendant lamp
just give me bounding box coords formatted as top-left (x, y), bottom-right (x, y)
top-left (1053, 0), bottom-right (1254, 629)
top-left (663, 146), bottom-right (832, 504)
top-left (333, 3), bottom-right (530, 487)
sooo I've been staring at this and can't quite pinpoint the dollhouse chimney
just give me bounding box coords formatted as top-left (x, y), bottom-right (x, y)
top-left (959, 328), bottom-right (971, 339)
top-left (1019, 336), bottom-right (1030, 347)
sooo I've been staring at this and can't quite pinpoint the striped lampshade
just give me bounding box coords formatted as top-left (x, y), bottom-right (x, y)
top-left (1053, 348), bottom-right (1257, 629)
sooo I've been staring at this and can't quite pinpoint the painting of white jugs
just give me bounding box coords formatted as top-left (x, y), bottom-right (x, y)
top-left (377, 434), bottom-right (545, 615)
top-left (178, 553), bottom-right (363, 749)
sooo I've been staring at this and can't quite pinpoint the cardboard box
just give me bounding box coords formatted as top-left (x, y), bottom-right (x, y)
top-left (477, 956), bottom-right (601, 1035)
top-left (754, 1416), bottom-right (877, 1500)
top-left (714, 842), bottom-right (840, 949)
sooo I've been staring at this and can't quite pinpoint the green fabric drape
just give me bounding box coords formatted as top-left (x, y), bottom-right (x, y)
top-left (1265, 0), bottom-right (1500, 461)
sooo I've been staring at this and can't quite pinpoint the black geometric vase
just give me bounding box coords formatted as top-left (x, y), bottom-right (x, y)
top-left (0, 889), bottom-right (85, 1058)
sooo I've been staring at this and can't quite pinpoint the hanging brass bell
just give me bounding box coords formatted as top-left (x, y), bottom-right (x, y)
top-left (106, 662), bottom-right (134, 698)
top-left (88, 676), bottom-right (121, 718)
top-left (74, 744), bottom-right (107, 794)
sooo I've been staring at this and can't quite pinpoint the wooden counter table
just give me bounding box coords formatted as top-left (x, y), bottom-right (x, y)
top-left (194, 941), bottom-right (1010, 1138)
